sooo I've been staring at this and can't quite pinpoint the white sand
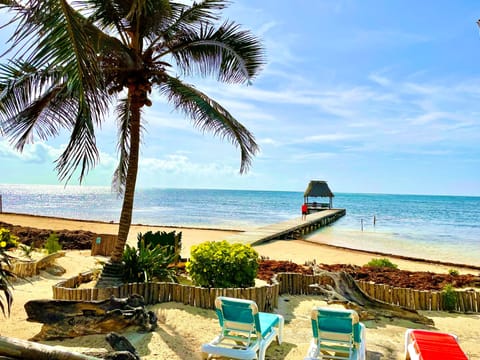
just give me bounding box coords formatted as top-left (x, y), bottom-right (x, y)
top-left (0, 213), bottom-right (479, 359)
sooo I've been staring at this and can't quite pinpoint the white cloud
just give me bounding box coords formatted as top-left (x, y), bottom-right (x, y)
top-left (291, 152), bottom-right (337, 161)
top-left (304, 133), bottom-right (361, 142)
top-left (0, 140), bottom-right (60, 163)
top-left (368, 73), bottom-right (392, 87)
top-left (140, 153), bottom-right (239, 177)
top-left (258, 138), bottom-right (278, 146)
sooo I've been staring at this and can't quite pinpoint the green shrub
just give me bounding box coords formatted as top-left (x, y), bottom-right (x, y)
top-left (365, 258), bottom-right (398, 269)
top-left (448, 269), bottom-right (459, 276)
top-left (442, 283), bottom-right (457, 311)
top-left (122, 240), bottom-right (177, 283)
top-left (137, 230), bottom-right (182, 263)
top-left (186, 240), bottom-right (259, 288)
top-left (43, 233), bottom-right (62, 254)
top-left (0, 228), bottom-right (18, 250)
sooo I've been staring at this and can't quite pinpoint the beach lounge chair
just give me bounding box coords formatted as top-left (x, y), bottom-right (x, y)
top-left (304, 307), bottom-right (366, 360)
top-left (404, 329), bottom-right (469, 360)
top-left (201, 296), bottom-right (284, 360)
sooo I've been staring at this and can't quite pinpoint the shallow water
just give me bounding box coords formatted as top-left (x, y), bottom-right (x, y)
top-left (1, 184), bottom-right (479, 266)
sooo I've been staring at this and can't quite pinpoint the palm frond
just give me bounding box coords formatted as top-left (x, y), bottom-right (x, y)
top-left (0, 61), bottom-right (75, 149)
top-left (0, 282), bottom-right (13, 317)
top-left (2, 0), bottom-right (109, 119)
top-left (0, 251), bottom-right (15, 317)
top-left (164, 0), bottom-right (228, 34)
top-left (166, 21), bottom-right (265, 84)
top-left (54, 102), bottom-right (99, 183)
top-left (112, 97), bottom-right (132, 195)
top-left (79, 0), bottom-right (128, 31)
top-left (83, 0), bottom-right (173, 43)
top-left (160, 76), bottom-right (258, 173)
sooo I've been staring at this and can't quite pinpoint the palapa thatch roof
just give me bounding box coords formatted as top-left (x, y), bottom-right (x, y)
top-left (303, 180), bottom-right (334, 198)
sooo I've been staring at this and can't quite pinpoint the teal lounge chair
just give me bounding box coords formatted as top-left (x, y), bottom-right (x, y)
top-left (304, 307), bottom-right (366, 360)
top-left (201, 296), bottom-right (284, 360)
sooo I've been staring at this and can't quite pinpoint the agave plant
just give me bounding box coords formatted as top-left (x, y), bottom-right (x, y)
top-left (122, 240), bottom-right (177, 283)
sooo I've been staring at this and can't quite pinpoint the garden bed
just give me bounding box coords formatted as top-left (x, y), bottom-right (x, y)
top-left (257, 260), bottom-right (480, 291)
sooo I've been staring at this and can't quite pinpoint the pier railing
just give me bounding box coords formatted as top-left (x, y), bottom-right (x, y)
top-left (53, 271), bottom-right (480, 313)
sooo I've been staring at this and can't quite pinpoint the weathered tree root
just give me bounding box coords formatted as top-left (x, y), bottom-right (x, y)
top-left (24, 294), bottom-right (158, 340)
top-left (309, 271), bottom-right (434, 325)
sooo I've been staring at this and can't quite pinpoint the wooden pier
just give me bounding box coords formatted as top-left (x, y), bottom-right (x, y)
top-left (225, 208), bottom-right (346, 246)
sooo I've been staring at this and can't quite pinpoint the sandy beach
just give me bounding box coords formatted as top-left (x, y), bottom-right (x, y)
top-left (0, 213), bottom-right (479, 359)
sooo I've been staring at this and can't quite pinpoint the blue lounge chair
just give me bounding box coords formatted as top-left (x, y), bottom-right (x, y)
top-left (201, 296), bottom-right (284, 360)
top-left (304, 307), bottom-right (366, 360)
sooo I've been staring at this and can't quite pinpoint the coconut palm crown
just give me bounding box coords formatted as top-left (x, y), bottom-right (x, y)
top-left (0, 0), bottom-right (264, 263)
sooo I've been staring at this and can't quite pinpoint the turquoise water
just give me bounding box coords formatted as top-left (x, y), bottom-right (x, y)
top-left (0, 184), bottom-right (479, 266)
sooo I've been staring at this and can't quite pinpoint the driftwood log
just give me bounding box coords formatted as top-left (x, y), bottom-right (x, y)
top-left (0, 335), bottom-right (101, 360)
top-left (24, 295), bottom-right (157, 340)
top-left (0, 332), bottom-right (140, 360)
top-left (308, 271), bottom-right (434, 325)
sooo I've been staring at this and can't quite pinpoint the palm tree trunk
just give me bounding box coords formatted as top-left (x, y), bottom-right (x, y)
top-left (110, 101), bottom-right (142, 263)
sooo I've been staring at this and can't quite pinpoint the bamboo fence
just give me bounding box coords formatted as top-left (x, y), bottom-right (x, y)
top-left (8, 251), bottom-right (66, 278)
top-left (274, 272), bottom-right (480, 313)
top-left (52, 271), bottom-right (480, 313)
top-left (52, 271), bottom-right (280, 312)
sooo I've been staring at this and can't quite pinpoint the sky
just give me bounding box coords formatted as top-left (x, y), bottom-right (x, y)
top-left (1, 1), bottom-right (480, 196)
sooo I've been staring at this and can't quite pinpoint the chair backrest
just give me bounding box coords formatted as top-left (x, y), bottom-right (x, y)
top-left (311, 307), bottom-right (361, 344)
top-left (215, 296), bottom-right (261, 338)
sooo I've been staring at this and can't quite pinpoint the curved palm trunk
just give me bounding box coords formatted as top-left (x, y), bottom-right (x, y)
top-left (110, 99), bottom-right (142, 263)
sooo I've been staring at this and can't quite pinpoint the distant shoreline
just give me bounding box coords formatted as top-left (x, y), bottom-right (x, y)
top-left (301, 238), bottom-right (480, 271)
top-left (1, 211), bottom-right (479, 273)
top-left (0, 211), bottom-right (245, 233)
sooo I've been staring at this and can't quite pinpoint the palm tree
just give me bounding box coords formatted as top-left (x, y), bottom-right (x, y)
top-left (0, 1), bottom-right (264, 268)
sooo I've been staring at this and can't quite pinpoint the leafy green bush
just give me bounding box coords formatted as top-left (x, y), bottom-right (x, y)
top-left (365, 258), bottom-right (398, 269)
top-left (44, 233), bottom-right (62, 254)
top-left (186, 240), bottom-right (259, 288)
top-left (448, 269), bottom-right (459, 276)
top-left (0, 228), bottom-right (18, 250)
top-left (442, 283), bottom-right (457, 311)
top-left (137, 230), bottom-right (182, 263)
top-left (122, 240), bottom-right (177, 283)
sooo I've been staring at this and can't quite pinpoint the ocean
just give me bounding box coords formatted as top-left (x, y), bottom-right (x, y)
top-left (0, 184), bottom-right (479, 267)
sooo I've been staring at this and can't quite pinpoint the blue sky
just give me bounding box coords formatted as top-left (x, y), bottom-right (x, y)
top-left (1, 1), bottom-right (480, 196)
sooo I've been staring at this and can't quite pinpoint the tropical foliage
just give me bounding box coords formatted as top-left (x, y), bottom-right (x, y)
top-left (442, 283), bottom-right (457, 311)
top-left (365, 258), bottom-right (398, 269)
top-left (0, 228), bottom-right (18, 250)
top-left (138, 230), bottom-right (182, 263)
top-left (0, 247), bottom-right (14, 317)
top-left (122, 240), bottom-right (177, 283)
top-left (186, 240), bottom-right (259, 288)
top-left (0, 229), bottom-right (16, 316)
top-left (0, 0), bottom-right (265, 263)
top-left (43, 232), bottom-right (62, 254)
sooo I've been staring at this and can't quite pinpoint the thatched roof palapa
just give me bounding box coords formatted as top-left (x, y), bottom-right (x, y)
top-left (303, 180), bottom-right (334, 209)
top-left (303, 180), bottom-right (334, 198)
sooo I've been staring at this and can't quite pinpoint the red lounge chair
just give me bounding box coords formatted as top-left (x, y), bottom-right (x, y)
top-left (404, 329), bottom-right (468, 360)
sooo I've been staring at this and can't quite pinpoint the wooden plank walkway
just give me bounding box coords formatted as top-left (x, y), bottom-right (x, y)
top-left (225, 208), bottom-right (346, 246)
